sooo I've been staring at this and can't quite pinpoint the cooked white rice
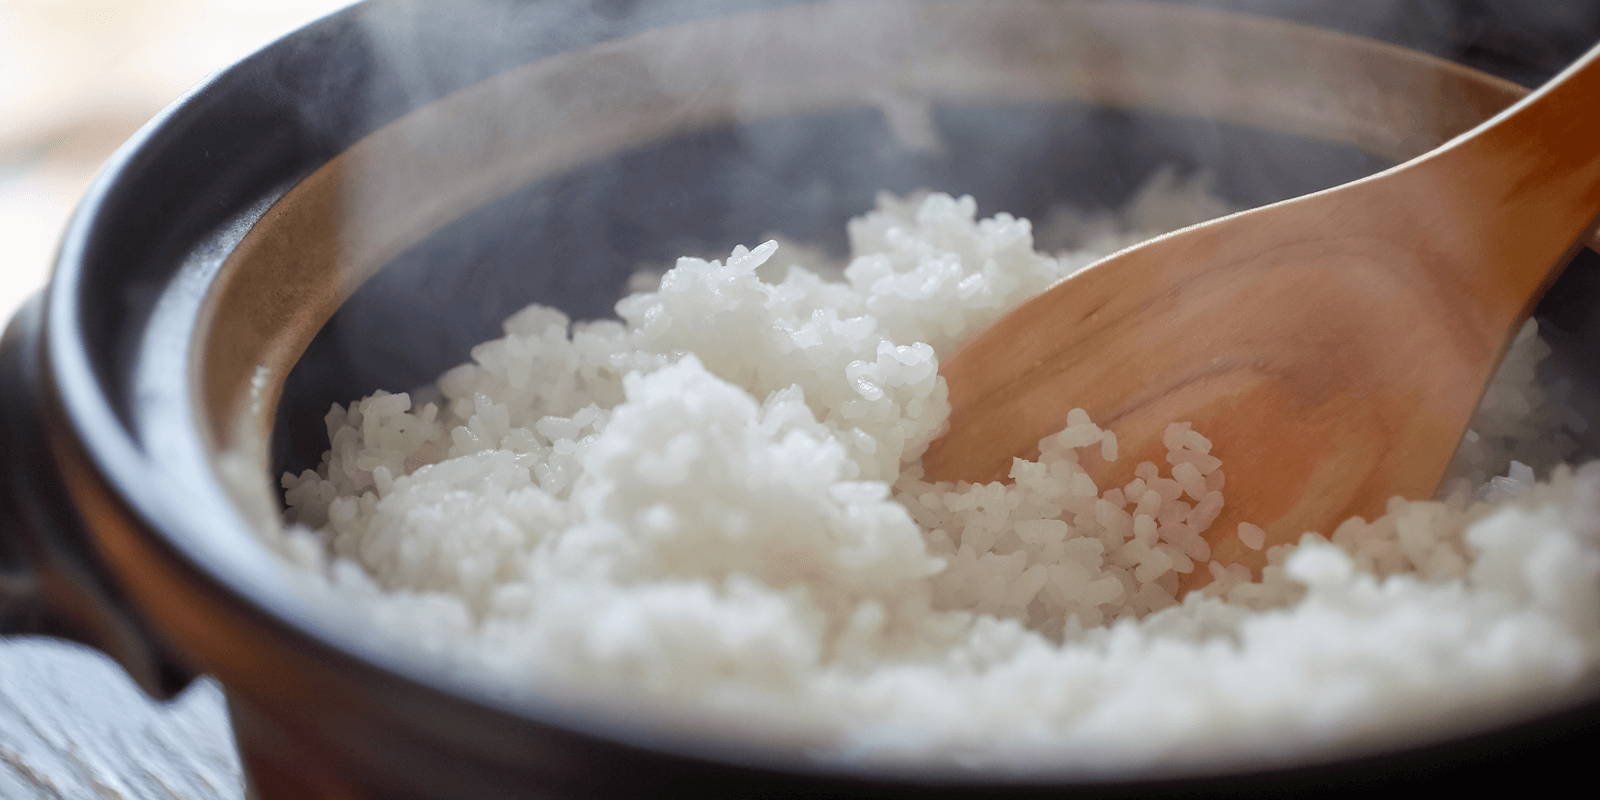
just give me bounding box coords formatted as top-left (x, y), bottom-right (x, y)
top-left (270, 176), bottom-right (1600, 771)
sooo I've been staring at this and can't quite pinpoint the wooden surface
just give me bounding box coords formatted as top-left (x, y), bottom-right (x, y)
top-left (0, 640), bottom-right (240, 799)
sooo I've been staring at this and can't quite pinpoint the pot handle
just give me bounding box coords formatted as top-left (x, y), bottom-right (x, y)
top-left (0, 294), bottom-right (194, 699)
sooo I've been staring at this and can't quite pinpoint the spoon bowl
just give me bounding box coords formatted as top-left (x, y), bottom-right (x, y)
top-left (923, 43), bottom-right (1600, 574)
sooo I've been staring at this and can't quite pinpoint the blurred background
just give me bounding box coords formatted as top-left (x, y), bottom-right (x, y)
top-left (0, 0), bottom-right (347, 318)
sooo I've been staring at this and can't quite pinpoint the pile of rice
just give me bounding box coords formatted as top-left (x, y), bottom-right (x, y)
top-left (270, 176), bottom-right (1600, 770)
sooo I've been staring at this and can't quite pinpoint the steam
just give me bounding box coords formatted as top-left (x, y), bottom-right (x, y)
top-left (271, 0), bottom-right (1600, 482)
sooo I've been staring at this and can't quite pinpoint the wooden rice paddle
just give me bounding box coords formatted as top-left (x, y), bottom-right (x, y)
top-left (922, 43), bottom-right (1600, 581)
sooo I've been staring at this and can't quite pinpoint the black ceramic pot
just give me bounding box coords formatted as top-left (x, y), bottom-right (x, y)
top-left (2, 1), bottom-right (1598, 796)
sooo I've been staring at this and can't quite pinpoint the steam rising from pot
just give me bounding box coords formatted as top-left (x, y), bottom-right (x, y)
top-left (263, 0), bottom-right (1600, 479)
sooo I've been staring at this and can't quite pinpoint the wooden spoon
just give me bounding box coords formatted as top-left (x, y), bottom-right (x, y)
top-left (921, 43), bottom-right (1600, 578)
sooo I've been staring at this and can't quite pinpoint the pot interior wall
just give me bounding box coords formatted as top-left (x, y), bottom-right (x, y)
top-left (270, 103), bottom-right (1600, 479)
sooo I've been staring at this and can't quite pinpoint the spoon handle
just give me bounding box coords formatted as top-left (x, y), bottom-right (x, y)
top-left (1397, 42), bottom-right (1600, 317)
